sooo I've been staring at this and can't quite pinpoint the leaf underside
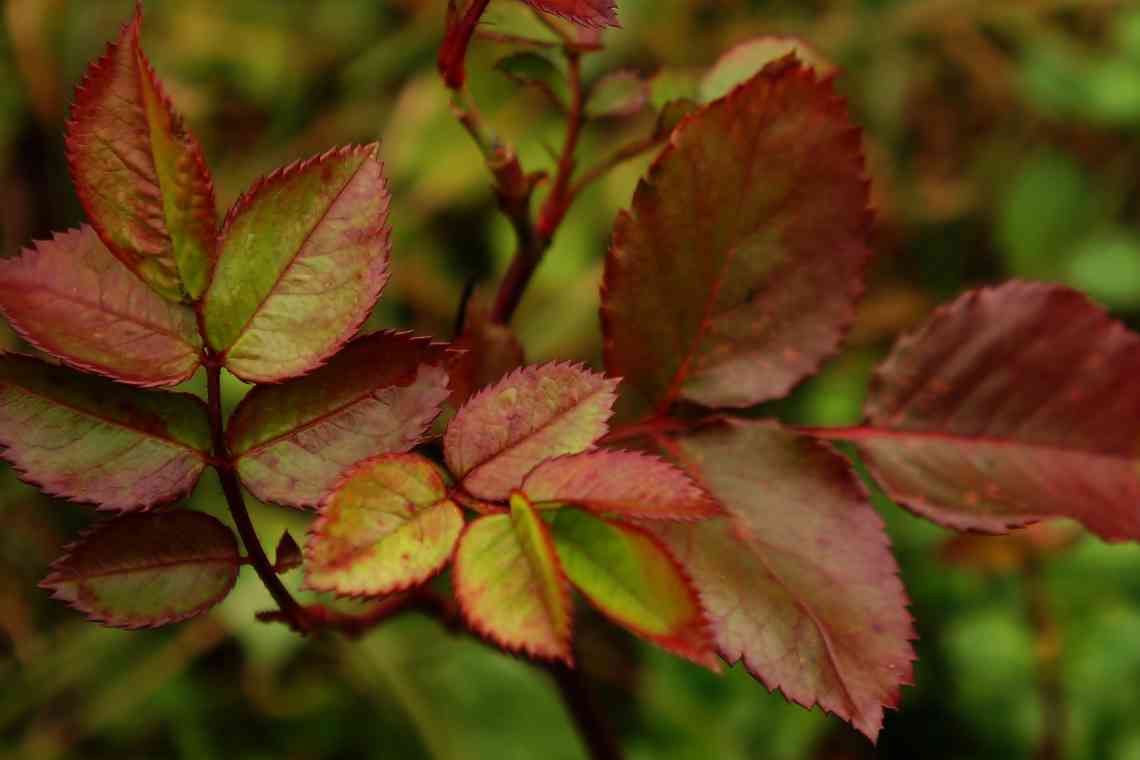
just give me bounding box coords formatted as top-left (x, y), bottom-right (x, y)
top-left (0, 355), bottom-right (211, 511)
top-left (227, 330), bottom-right (452, 509)
top-left (41, 511), bottom-right (239, 628)
top-left (0, 226), bottom-right (201, 387)
top-left (523, 0), bottom-right (619, 29)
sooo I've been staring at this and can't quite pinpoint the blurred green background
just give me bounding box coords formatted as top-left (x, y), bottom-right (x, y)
top-left (3, 0), bottom-right (1140, 757)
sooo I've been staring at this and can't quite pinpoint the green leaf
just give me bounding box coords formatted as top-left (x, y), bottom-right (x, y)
top-left (41, 511), bottom-right (239, 628)
top-left (227, 330), bottom-right (451, 509)
top-left (203, 144), bottom-right (391, 383)
top-left (65, 6), bottom-right (216, 302)
top-left (304, 454), bottom-right (463, 597)
top-left (495, 52), bottom-right (566, 104)
top-left (0, 226), bottom-right (202, 387)
top-left (700, 37), bottom-right (834, 103)
top-left (453, 494), bottom-right (573, 663)
top-left (546, 508), bottom-right (717, 667)
top-left (0, 355), bottom-right (211, 510)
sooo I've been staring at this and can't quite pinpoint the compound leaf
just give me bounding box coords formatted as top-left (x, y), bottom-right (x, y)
top-left (0, 355), bottom-right (211, 510)
top-left (305, 454), bottom-right (463, 597)
top-left (227, 330), bottom-right (451, 509)
top-left (0, 226), bottom-right (201, 387)
top-left (523, 0), bottom-right (618, 29)
top-left (203, 145), bottom-right (391, 383)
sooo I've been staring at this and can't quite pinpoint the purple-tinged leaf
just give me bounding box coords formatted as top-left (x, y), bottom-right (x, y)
top-left (603, 60), bottom-right (870, 414)
top-left (843, 282), bottom-right (1140, 540)
top-left (41, 511), bottom-right (239, 628)
top-left (0, 226), bottom-right (201, 387)
top-left (522, 450), bottom-right (721, 520)
top-left (305, 454), bottom-right (463, 597)
top-left (0, 355), bottom-right (211, 510)
top-left (523, 0), bottom-right (619, 29)
top-left (66, 6), bottom-right (216, 302)
top-left (445, 363), bottom-right (618, 500)
top-left (227, 331), bottom-right (451, 509)
top-left (202, 145), bottom-right (391, 383)
top-left (652, 420), bottom-right (914, 742)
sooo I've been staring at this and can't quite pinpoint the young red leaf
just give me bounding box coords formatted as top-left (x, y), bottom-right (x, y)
top-left (453, 494), bottom-right (573, 663)
top-left (41, 511), bottom-right (239, 628)
top-left (0, 226), bottom-right (201, 387)
top-left (304, 454), bottom-right (463, 597)
top-left (652, 420), bottom-right (914, 742)
top-left (523, 0), bottom-right (619, 29)
top-left (700, 37), bottom-right (835, 103)
top-left (0, 355), bottom-right (211, 511)
top-left (227, 331), bottom-right (451, 509)
top-left (546, 508), bottom-right (717, 667)
top-left (449, 300), bottom-right (526, 406)
top-left (444, 363), bottom-right (617, 500)
top-left (843, 281), bottom-right (1140, 540)
top-left (521, 450), bottom-right (721, 520)
top-left (603, 60), bottom-right (870, 413)
top-left (202, 145), bottom-right (391, 383)
top-left (66, 6), bottom-right (216, 302)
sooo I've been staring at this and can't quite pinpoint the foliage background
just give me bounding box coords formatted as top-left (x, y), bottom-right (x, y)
top-left (2, 0), bottom-right (1140, 757)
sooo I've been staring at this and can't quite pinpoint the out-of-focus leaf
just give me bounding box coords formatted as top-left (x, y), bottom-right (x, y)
top-left (305, 454), bottom-right (463, 597)
top-left (0, 226), bottom-right (201, 387)
top-left (523, 0), bottom-right (618, 29)
top-left (587, 70), bottom-right (649, 119)
top-left (65, 6), bottom-right (216, 302)
top-left (1066, 232), bottom-right (1140, 309)
top-left (652, 420), bottom-right (914, 742)
top-left (495, 51), bottom-right (566, 104)
top-left (603, 61), bottom-right (870, 413)
top-left (41, 511), bottom-right (239, 628)
top-left (700, 37), bottom-right (834, 103)
top-left (0, 355), bottom-right (210, 510)
top-left (203, 145), bottom-right (391, 383)
top-left (546, 508), bottom-right (717, 666)
top-left (444, 363), bottom-right (617, 500)
top-left (449, 301), bottom-right (526, 406)
top-left (522, 450), bottom-right (721, 520)
top-left (847, 282), bottom-right (1140, 540)
top-left (941, 521), bottom-right (1084, 574)
top-left (227, 330), bottom-right (451, 509)
top-left (454, 494), bottom-right (573, 663)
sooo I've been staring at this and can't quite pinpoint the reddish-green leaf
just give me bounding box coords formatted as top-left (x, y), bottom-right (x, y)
top-left (0, 355), bottom-right (211, 510)
top-left (66, 6), bottom-right (216, 302)
top-left (522, 450), bottom-right (721, 520)
top-left (700, 37), bottom-right (834, 103)
top-left (0, 226), bottom-right (201, 387)
top-left (546, 508), bottom-right (717, 667)
top-left (845, 282), bottom-right (1140, 540)
top-left (41, 511), bottom-right (239, 628)
top-left (587, 70), bottom-right (649, 119)
top-left (603, 60), bottom-right (870, 413)
top-left (453, 494), bottom-right (573, 663)
top-left (227, 331), bottom-right (451, 509)
top-left (202, 145), bottom-right (391, 383)
top-left (652, 420), bottom-right (914, 741)
top-left (523, 0), bottom-right (618, 29)
top-left (445, 363), bottom-right (617, 500)
top-left (305, 454), bottom-right (463, 597)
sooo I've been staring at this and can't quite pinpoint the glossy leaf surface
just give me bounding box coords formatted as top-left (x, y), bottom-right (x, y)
top-left (445, 364), bottom-right (617, 500)
top-left (305, 454), bottom-right (463, 597)
top-left (203, 145), bottom-right (391, 383)
top-left (523, 0), bottom-right (618, 29)
top-left (228, 331), bottom-right (451, 509)
top-left (547, 508), bottom-right (716, 666)
top-left (0, 226), bottom-right (201, 387)
top-left (852, 282), bottom-right (1140, 539)
top-left (66, 7), bottom-right (216, 301)
top-left (653, 420), bottom-right (914, 741)
top-left (522, 450), bottom-right (720, 520)
top-left (603, 60), bottom-right (869, 412)
top-left (0, 355), bottom-right (210, 510)
top-left (41, 511), bottom-right (239, 628)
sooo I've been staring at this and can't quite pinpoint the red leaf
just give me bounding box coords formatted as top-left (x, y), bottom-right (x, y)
top-left (652, 420), bottom-right (914, 741)
top-left (522, 450), bottom-right (721, 520)
top-left (843, 281), bottom-right (1140, 540)
top-left (227, 331), bottom-right (452, 509)
top-left (448, 299), bottom-right (526, 406)
top-left (523, 0), bottom-right (619, 29)
top-left (0, 226), bottom-right (201, 387)
top-left (41, 511), bottom-right (239, 628)
top-left (0, 355), bottom-right (211, 511)
top-left (444, 363), bottom-right (618, 500)
top-left (66, 5), bottom-right (216, 302)
top-left (202, 145), bottom-right (391, 383)
top-left (603, 59), bottom-right (870, 414)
